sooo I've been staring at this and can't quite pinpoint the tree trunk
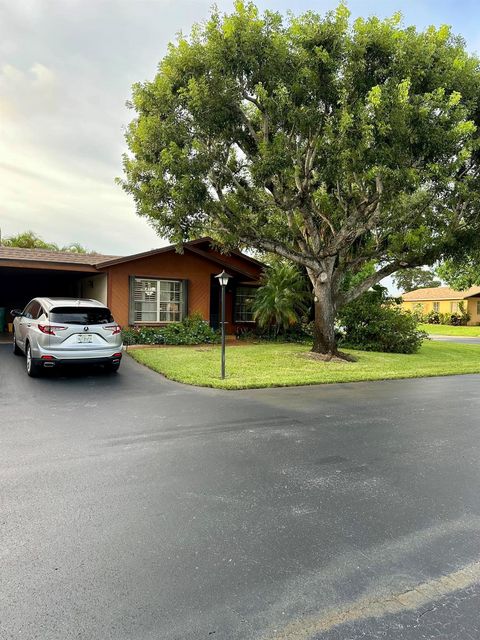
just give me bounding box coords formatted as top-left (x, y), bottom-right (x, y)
top-left (311, 282), bottom-right (338, 356)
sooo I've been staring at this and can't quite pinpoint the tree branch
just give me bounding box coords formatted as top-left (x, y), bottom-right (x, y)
top-left (239, 235), bottom-right (320, 270)
top-left (238, 110), bottom-right (260, 146)
top-left (329, 176), bottom-right (383, 253)
top-left (339, 250), bottom-right (430, 306)
top-left (310, 201), bottom-right (336, 237)
top-left (338, 261), bottom-right (403, 306)
top-left (241, 91), bottom-right (263, 111)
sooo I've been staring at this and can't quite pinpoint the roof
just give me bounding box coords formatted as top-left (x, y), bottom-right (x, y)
top-left (0, 237), bottom-right (264, 277)
top-left (185, 245), bottom-right (260, 280)
top-left (0, 246), bottom-right (118, 266)
top-left (96, 237), bottom-right (263, 270)
top-left (36, 297), bottom-right (107, 310)
top-left (402, 286), bottom-right (480, 301)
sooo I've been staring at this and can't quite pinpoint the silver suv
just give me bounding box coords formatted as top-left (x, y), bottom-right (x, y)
top-left (11, 298), bottom-right (123, 377)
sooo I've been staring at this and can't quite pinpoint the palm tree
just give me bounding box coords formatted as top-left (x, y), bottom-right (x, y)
top-left (252, 262), bottom-right (310, 334)
top-left (2, 231), bottom-right (89, 253)
top-left (61, 242), bottom-right (88, 254)
top-left (2, 231), bottom-right (58, 250)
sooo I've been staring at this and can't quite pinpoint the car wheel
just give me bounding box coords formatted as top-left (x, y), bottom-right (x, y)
top-left (26, 343), bottom-right (41, 378)
top-left (106, 362), bottom-right (120, 373)
top-left (13, 332), bottom-right (22, 355)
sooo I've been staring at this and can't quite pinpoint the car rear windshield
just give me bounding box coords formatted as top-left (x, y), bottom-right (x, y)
top-left (49, 307), bottom-right (114, 325)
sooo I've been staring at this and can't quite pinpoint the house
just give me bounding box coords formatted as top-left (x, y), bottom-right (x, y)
top-left (401, 286), bottom-right (480, 325)
top-left (0, 238), bottom-right (264, 332)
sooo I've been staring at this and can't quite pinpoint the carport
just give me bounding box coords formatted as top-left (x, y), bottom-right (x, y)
top-left (0, 247), bottom-right (112, 332)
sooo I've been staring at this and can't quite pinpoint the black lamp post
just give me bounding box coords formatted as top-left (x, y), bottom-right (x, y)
top-left (215, 270), bottom-right (232, 379)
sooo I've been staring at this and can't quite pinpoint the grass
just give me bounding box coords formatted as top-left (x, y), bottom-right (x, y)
top-left (128, 341), bottom-right (480, 389)
top-left (419, 323), bottom-right (480, 336)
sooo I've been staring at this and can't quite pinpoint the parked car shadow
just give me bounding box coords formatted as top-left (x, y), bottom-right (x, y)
top-left (38, 364), bottom-right (121, 379)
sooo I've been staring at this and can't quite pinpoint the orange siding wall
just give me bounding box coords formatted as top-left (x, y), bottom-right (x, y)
top-left (103, 249), bottom-right (262, 328)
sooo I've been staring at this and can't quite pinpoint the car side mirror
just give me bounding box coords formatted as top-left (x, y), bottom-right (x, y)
top-left (10, 309), bottom-right (23, 318)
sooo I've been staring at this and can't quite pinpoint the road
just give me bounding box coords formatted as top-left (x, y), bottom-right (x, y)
top-left (429, 334), bottom-right (480, 344)
top-left (1, 344), bottom-right (480, 639)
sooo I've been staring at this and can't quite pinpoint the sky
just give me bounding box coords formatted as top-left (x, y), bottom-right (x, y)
top-left (1, 0), bottom-right (480, 257)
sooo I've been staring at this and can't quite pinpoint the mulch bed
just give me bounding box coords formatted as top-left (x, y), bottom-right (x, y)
top-left (300, 351), bottom-right (357, 363)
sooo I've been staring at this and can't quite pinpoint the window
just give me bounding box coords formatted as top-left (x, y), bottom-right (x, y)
top-left (132, 278), bottom-right (184, 323)
top-left (23, 301), bottom-right (41, 319)
top-left (234, 286), bottom-right (256, 322)
top-left (433, 302), bottom-right (440, 312)
top-left (451, 301), bottom-right (460, 313)
top-left (477, 301), bottom-right (480, 316)
top-left (50, 307), bottom-right (114, 325)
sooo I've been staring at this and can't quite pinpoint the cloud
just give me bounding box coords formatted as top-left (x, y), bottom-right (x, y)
top-left (0, 62), bottom-right (57, 121)
top-left (0, 61), bottom-right (56, 91)
top-left (0, 0), bottom-right (479, 257)
top-left (31, 62), bottom-right (56, 88)
top-left (0, 0), bottom-right (212, 253)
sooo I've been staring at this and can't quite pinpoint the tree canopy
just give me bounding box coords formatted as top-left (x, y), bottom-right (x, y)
top-left (393, 267), bottom-right (441, 292)
top-left (436, 252), bottom-right (480, 290)
top-left (121, 2), bottom-right (480, 354)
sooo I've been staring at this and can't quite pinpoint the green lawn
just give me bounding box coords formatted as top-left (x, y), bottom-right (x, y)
top-left (419, 323), bottom-right (480, 336)
top-left (128, 341), bottom-right (480, 389)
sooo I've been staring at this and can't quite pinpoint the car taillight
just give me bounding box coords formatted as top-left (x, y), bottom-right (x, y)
top-left (38, 324), bottom-right (67, 335)
top-left (102, 325), bottom-right (121, 335)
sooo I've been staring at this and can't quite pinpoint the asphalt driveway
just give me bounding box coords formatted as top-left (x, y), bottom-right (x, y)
top-left (1, 345), bottom-right (480, 639)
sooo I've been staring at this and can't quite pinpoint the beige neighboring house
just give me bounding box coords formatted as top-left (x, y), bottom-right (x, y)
top-left (401, 286), bottom-right (480, 325)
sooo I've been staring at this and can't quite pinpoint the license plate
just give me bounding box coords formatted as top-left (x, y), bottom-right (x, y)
top-left (77, 334), bottom-right (93, 343)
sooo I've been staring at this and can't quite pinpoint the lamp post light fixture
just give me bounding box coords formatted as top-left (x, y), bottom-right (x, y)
top-left (215, 270), bottom-right (232, 379)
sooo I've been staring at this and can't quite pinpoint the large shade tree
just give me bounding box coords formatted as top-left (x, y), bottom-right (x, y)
top-left (393, 267), bottom-right (441, 293)
top-left (437, 250), bottom-right (480, 290)
top-left (120, 2), bottom-right (480, 356)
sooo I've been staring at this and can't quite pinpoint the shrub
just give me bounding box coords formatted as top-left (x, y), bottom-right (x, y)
top-left (236, 322), bottom-right (311, 343)
top-left (338, 286), bottom-right (428, 354)
top-left (449, 312), bottom-right (470, 326)
top-left (121, 313), bottom-right (219, 346)
top-left (454, 302), bottom-right (470, 325)
top-left (410, 303), bottom-right (426, 323)
top-left (425, 310), bottom-right (441, 324)
top-left (423, 304), bottom-right (470, 326)
top-left (121, 326), bottom-right (163, 345)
